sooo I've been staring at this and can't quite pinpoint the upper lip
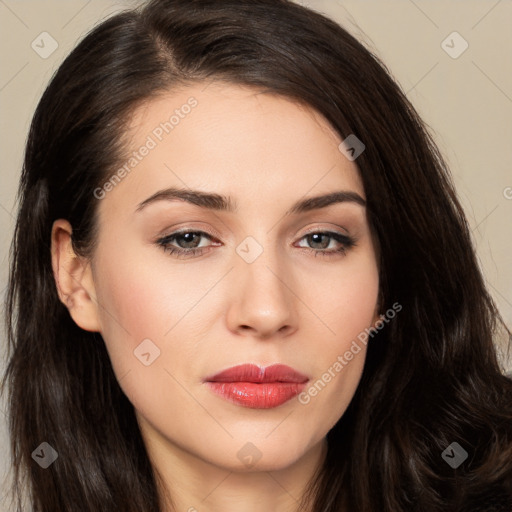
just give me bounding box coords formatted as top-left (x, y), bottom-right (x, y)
top-left (205, 363), bottom-right (309, 383)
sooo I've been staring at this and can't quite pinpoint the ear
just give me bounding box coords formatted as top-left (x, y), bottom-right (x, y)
top-left (51, 219), bottom-right (101, 332)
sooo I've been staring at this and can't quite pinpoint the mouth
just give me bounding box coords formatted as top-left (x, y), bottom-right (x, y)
top-left (204, 363), bottom-right (309, 409)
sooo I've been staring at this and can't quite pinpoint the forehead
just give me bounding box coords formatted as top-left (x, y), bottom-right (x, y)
top-left (99, 81), bottom-right (365, 216)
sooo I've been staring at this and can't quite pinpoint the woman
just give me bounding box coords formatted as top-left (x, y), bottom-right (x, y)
top-left (3, 0), bottom-right (512, 510)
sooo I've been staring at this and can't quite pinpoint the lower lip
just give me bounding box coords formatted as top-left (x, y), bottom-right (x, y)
top-left (205, 382), bottom-right (307, 409)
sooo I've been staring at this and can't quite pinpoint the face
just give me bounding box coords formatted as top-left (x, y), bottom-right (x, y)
top-left (77, 82), bottom-right (380, 472)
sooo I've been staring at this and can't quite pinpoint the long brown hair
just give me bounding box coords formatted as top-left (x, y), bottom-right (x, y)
top-left (3, 0), bottom-right (512, 510)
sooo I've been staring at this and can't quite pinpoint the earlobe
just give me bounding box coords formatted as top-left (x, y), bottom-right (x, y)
top-left (51, 219), bottom-right (101, 332)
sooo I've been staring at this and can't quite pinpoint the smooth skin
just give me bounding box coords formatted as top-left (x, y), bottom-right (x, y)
top-left (51, 82), bottom-right (381, 512)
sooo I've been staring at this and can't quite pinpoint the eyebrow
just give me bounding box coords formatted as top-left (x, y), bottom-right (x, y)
top-left (135, 187), bottom-right (366, 216)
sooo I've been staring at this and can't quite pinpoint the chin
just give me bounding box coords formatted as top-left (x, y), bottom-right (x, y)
top-left (203, 436), bottom-right (318, 473)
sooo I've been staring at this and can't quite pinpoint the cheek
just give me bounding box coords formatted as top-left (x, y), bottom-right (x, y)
top-left (312, 251), bottom-right (380, 342)
top-left (91, 251), bottom-right (210, 424)
top-left (93, 237), bottom-right (213, 335)
top-left (298, 350), bottom-right (367, 425)
top-left (91, 245), bottom-right (201, 375)
top-left (296, 253), bottom-right (378, 425)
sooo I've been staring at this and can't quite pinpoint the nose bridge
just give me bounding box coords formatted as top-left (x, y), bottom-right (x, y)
top-left (227, 231), bottom-right (297, 336)
top-left (237, 232), bottom-right (288, 297)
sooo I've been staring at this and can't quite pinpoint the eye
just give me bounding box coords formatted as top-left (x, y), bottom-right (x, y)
top-left (295, 230), bottom-right (356, 258)
top-left (156, 229), bottom-right (356, 259)
top-left (156, 230), bottom-right (219, 259)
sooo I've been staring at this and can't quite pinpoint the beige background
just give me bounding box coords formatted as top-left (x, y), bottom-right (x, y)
top-left (1, 1), bottom-right (511, 508)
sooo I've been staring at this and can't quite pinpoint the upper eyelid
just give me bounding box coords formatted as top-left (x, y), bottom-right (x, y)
top-left (159, 229), bottom-right (218, 241)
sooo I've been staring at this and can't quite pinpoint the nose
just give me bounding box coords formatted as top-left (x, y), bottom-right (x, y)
top-left (225, 243), bottom-right (299, 340)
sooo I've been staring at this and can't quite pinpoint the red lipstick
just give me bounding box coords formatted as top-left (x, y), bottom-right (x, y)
top-left (204, 364), bottom-right (308, 409)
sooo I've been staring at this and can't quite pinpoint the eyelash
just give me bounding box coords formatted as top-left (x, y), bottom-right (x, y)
top-left (156, 229), bottom-right (356, 260)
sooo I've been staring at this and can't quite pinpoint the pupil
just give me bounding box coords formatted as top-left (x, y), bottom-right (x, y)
top-left (311, 233), bottom-right (328, 249)
top-left (181, 233), bottom-right (198, 247)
